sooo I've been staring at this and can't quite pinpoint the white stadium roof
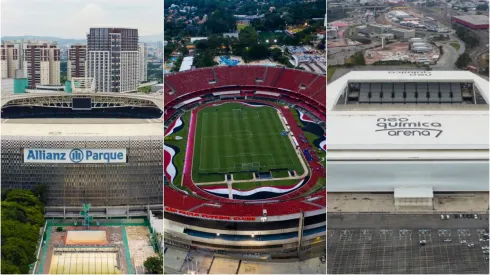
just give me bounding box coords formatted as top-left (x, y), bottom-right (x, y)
top-left (327, 71), bottom-right (489, 154)
top-left (327, 71), bottom-right (489, 192)
top-left (2, 120), bottom-right (163, 137)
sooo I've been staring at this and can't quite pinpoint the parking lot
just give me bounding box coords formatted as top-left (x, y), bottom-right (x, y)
top-left (327, 214), bottom-right (490, 274)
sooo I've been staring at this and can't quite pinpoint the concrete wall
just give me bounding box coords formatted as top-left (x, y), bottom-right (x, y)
top-left (328, 161), bottom-right (489, 192)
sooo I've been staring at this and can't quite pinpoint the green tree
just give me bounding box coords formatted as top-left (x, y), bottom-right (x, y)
top-left (1, 189), bottom-right (44, 274)
top-left (137, 86), bottom-right (152, 94)
top-left (455, 52), bottom-right (472, 68)
top-left (270, 48), bottom-right (283, 61)
top-left (1, 261), bottom-right (21, 274)
top-left (262, 13), bottom-right (285, 31)
top-left (2, 238), bottom-right (37, 274)
top-left (172, 56), bottom-right (184, 73)
top-left (164, 43), bottom-right (177, 60)
top-left (143, 255), bottom-right (163, 274)
top-left (2, 220), bottom-right (39, 243)
top-left (455, 25), bottom-right (480, 48)
top-left (243, 44), bottom-right (269, 62)
top-left (352, 52), bottom-right (366, 66)
top-left (194, 51), bottom-right (218, 68)
top-left (476, 4), bottom-right (488, 11)
top-left (5, 189), bottom-right (44, 209)
top-left (1, 189), bottom-right (10, 201)
top-left (205, 9), bottom-right (236, 34)
top-left (239, 26), bottom-right (258, 47)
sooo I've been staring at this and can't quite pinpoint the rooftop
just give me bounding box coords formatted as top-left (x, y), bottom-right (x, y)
top-left (326, 71), bottom-right (489, 152)
top-left (1, 119), bottom-right (163, 137)
top-left (452, 15), bottom-right (490, 26)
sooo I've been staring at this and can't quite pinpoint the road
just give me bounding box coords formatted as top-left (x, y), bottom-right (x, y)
top-left (413, 5), bottom-right (489, 69)
top-left (432, 37), bottom-right (465, 69)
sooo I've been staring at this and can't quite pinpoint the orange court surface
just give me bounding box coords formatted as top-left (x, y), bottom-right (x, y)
top-left (64, 229), bottom-right (109, 245)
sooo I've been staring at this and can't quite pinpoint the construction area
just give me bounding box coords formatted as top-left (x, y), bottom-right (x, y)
top-left (36, 218), bottom-right (159, 274)
top-left (364, 39), bottom-right (440, 65)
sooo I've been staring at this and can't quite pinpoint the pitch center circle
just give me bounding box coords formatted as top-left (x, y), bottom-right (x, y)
top-left (230, 130), bottom-right (252, 140)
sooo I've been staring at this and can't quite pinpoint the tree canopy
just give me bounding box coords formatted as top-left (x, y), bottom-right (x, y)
top-left (455, 52), bottom-right (472, 69)
top-left (1, 189), bottom-right (44, 274)
top-left (476, 4), bottom-right (489, 11)
top-left (454, 25), bottom-right (480, 48)
top-left (239, 26), bottom-right (258, 47)
top-left (144, 254), bottom-right (163, 274)
top-left (243, 44), bottom-right (270, 62)
top-left (204, 9), bottom-right (236, 34)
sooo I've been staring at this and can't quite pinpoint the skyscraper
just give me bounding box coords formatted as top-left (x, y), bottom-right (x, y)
top-left (1, 42), bottom-right (21, 79)
top-left (86, 28), bottom-right (139, 93)
top-left (22, 42), bottom-right (60, 88)
top-left (67, 44), bottom-right (87, 80)
top-left (139, 43), bottom-right (148, 82)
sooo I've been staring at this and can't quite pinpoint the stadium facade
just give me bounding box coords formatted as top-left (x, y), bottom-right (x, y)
top-left (327, 71), bottom-right (489, 193)
top-left (1, 92), bottom-right (164, 207)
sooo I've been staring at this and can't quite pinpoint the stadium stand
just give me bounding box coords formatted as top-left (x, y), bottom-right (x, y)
top-left (164, 66), bottom-right (327, 113)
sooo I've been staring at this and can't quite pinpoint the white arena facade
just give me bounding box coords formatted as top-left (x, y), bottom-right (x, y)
top-left (327, 71), bottom-right (489, 193)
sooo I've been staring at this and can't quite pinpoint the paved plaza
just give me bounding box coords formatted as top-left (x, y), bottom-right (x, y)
top-left (328, 214), bottom-right (490, 274)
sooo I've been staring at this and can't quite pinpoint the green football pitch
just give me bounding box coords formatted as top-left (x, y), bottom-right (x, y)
top-left (192, 103), bottom-right (305, 183)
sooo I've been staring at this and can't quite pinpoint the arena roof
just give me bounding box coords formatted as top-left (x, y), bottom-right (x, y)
top-left (0, 92), bottom-right (164, 110)
top-left (327, 71), bottom-right (490, 153)
top-left (452, 15), bottom-right (490, 26)
top-left (1, 120), bottom-right (163, 137)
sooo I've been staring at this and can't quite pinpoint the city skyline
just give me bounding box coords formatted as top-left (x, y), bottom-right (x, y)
top-left (1, 0), bottom-right (162, 38)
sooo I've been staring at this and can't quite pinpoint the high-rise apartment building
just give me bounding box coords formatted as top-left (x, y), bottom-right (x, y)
top-left (1, 42), bottom-right (21, 79)
top-left (67, 44), bottom-right (87, 80)
top-left (23, 42), bottom-right (60, 88)
top-left (139, 43), bottom-right (148, 82)
top-left (86, 28), bottom-right (139, 93)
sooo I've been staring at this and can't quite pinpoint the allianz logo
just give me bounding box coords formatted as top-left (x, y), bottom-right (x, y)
top-left (375, 117), bottom-right (443, 138)
top-left (26, 149), bottom-right (125, 163)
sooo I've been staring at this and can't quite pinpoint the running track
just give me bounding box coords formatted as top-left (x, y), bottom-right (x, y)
top-left (164, 100), bottom-right (326, 218)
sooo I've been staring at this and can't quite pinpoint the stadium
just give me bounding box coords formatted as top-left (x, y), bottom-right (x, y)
top-left (327, 71), bottom-right (489, 202)
top-left (1, 91), bottom-right (164, 208)
top-left (163, 66), bottom-right (326, 269)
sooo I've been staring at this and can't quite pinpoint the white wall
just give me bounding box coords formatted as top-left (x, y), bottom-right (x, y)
top-left (328, 161), bottom-right (489, 192)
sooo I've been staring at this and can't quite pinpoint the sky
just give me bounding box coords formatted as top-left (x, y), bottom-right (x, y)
top-left (1, 0), bottom-right (162, 38)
